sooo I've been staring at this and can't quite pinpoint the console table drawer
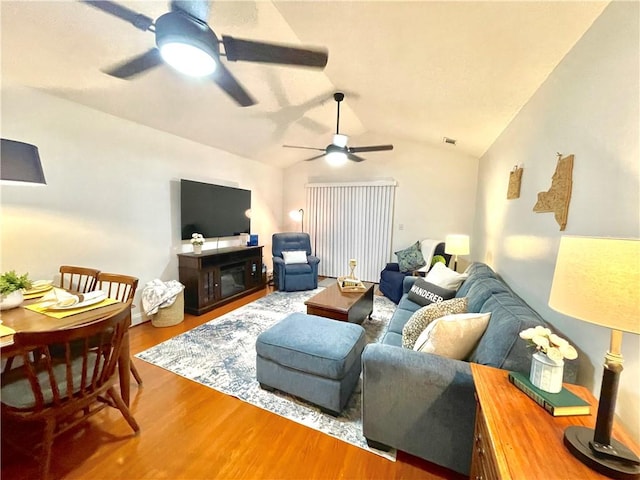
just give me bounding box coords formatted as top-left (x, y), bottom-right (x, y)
top-left (471, 402), bottom-right (500, 480)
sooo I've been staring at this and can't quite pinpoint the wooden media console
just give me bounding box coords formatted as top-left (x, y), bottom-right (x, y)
top-left (178, 245), bottom-right (265, 315)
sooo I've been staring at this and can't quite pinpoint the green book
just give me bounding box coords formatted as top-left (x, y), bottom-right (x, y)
top-left (508, 371), bottom-right (591, 417)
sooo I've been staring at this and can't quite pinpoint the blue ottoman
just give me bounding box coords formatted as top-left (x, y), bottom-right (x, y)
top-left (256, 312), bottom-right (366, 415)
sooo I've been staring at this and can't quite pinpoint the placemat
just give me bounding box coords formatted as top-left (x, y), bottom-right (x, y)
top-left (25, 298), bottom-right (119, 319)
top-left (0, 324), bottom-right (17, 337)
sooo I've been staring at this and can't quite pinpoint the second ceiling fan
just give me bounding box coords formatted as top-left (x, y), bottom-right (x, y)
top-left (283, 92), bottom-right (393, 164)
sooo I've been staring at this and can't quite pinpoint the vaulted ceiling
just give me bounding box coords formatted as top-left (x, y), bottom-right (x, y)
top-left (1, 1), bottom-right (609, 168)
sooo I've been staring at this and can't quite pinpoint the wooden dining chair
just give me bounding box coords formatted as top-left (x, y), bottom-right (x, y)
top-left (1, 302), bottom-right (140, 480)
top-left (58, 265), bottom-right (100, 293)
top-left (95, 272), bottom-right (143, 386)
top-left (2, 266), bottom-right (98, 376)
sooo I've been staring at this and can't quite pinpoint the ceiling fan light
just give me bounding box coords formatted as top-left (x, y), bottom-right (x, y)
top-left (159, 42), bottom-right (217, 77)
top-left (326, 151), bottom-right (348, 167)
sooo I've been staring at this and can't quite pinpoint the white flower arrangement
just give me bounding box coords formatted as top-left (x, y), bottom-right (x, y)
top-left (519, 326), bottom-right (578, 363)
top-left (190, 233), bottom-right (205, 246)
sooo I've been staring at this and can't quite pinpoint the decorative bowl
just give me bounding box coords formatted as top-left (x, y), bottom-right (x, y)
top-left (0, 290), bottom-right (24, 310)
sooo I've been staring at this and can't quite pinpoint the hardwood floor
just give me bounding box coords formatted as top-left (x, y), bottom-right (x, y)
top-left (1, 287), bottom-right (465, 480)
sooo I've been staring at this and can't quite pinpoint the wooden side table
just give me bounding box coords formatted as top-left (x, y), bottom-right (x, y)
top-left (470, 363), bottom-right (640, 479)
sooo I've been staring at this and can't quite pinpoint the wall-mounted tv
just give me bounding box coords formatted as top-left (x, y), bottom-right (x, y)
top-left (180, 179), bottom-right (251, 240)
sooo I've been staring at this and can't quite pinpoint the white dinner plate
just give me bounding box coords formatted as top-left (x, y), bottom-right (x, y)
top-left (46, 292), bottom-right (108, 310)
top-left (24, 281), bottom-right (53, 294)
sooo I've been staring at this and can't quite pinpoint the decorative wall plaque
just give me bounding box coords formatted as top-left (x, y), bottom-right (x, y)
top-left (507, 166), bottom-right (523, 199)
top-left (533, 153), bottom-right (573, 230)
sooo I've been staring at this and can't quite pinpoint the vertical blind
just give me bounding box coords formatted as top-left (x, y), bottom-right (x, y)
top-left (306, 181), bottom-right (396, 282)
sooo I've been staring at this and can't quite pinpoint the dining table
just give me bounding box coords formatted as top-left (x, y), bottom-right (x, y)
top-left (0, 287), bottom-right (133, 406)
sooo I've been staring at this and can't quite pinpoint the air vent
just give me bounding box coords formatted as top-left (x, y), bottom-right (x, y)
top-left (443, 137), bottom-right (457, 146)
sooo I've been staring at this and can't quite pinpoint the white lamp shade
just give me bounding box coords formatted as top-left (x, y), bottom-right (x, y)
top-left (549, 236), bottom-right (640, 334)
top-left (289, 209), bottom-right (303, 222)
top-left (445, 234), bottom-right (470, 256)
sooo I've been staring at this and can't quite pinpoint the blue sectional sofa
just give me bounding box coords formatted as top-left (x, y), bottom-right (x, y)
top-left (361, 262), bottom-right (578, 475)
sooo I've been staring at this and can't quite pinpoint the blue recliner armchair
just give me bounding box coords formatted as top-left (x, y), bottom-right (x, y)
top-left (272, 232), bottom-right (320, 292)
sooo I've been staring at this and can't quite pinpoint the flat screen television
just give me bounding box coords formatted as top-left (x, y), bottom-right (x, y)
top-left (180, 179), bottom-right (251, 240)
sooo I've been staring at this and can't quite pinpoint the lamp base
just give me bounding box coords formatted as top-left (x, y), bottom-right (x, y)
top-left (564, 426), bottom-right (640, 479)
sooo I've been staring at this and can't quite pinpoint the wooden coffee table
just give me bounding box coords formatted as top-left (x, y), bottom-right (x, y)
top-left (304, 281), bottom-right (374, 324)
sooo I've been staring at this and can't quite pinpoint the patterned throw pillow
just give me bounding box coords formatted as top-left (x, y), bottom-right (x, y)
top-left (407, 278), bottom-right (456, 307)
top-left (402, 297), bottom-right (468, 349)
top-left (395, 241), bottom-right (426, 272)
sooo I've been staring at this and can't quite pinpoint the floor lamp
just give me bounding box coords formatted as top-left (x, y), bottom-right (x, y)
top-left (549, 236), bottom-right (640, 479)
top-left (445, 234), bottom-right (469, 272)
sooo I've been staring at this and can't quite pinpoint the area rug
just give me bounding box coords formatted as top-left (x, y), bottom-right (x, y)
top-left (317, 277), bottom-right (338, 287)
top-left (135, 288), bottom-right (397, 460)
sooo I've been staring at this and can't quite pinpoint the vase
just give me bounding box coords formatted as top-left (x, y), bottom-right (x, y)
top-left (193, 244), bottom-right (203, 254)
top-left (0, 290), bottom-right (24, 310)
top-left (530, 352), bottom-right (564, 393)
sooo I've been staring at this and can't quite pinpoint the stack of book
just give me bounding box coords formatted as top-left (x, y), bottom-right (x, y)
top-left (337, 276), bottom-right (366, 292)
top-left (508, 371), bottom-right (591, 417)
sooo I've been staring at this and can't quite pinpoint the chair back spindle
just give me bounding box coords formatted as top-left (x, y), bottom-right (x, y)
top-left (95, 272), bottom-right (138, 302)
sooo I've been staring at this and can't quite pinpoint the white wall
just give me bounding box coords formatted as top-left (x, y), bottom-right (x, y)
top-left (473, 1), bottom-right (639, 441)
top-left (282, 132), bottom-right (479, 265)
top-left (1, 85), bottom-right (283, 325)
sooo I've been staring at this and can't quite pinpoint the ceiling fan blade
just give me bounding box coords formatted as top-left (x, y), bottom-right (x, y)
top-left (348, 144), bottom-right (394, 153)
top-left (170, 0), bottom-right (209, 23)
top-left (283, 145), bottom-right (325, 152)
top-left (222, 36), bottom-right (328, 68)
top-left (347, 153), bottom-right (366, 163)
top-left (81, 1), bottom-right (154, 31)
top-left (213, 62), bottom-right (256, 107)
top-left (303, 153), bottom-right (328, 162)
top-left (103, 49), bottom-right (162, 79)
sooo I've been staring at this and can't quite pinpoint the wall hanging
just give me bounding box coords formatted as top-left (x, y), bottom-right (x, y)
top-left (533, 153), bottom-right (573, 230)
top-left (507, 165), bottom-right (523, 199)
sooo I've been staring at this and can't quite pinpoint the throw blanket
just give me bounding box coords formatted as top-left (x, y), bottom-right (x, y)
top-left (142, 279), bottom-right (184, 315)
top-left (417, 238), bottom-right (441, 272)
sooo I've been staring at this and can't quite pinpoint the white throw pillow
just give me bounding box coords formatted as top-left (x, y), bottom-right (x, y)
top-left (282, 250), bottom-right (308, 264)
top-left (413, 312), bottom-right (491, 360)
top-left (424, 261), bottom-right (468, 290)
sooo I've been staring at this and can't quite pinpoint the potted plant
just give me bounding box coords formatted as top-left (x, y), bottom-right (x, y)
top-left (191, 233), bottom-right (205, 254)
top-left (0, 270), bottom-right (32, 310)
top-left (519, 326), bottom-right (578, 393)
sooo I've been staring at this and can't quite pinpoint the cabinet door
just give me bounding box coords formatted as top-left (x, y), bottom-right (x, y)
top-left (200, 268), bottom-right (220, 307)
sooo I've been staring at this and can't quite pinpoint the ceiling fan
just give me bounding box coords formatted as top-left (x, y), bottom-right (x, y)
top-left (81, 0), bottom-right (328, 107)
top-left (283, 92), bottom-right (393, 165)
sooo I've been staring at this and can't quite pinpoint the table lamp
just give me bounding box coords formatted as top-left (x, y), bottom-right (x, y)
top-left (289, 209), bottom-right (304, 232)
top-left (1, 138), bottom-right (46, 185)
top-left (549, 236), bottom-right (640, 478)
top-left (445, 234), bottom-right (470, 272)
